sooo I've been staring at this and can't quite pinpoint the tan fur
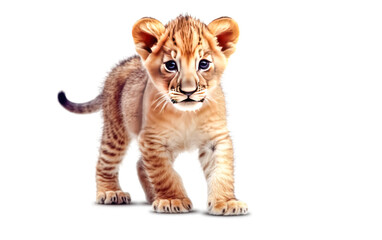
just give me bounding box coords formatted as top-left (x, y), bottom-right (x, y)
top-left (59, 15), bottom-right (247, 215)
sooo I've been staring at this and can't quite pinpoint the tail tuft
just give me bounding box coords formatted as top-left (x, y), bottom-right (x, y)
top-left (58, 91), bottom-right (68, 106)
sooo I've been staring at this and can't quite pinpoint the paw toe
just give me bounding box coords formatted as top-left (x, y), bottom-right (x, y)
top-left (152, 198), bottom-right (192, 213)
top-left (116, 191), bottom-right (131, 204)
top-left (96, 190), bottom-right (131, 205)
top-left (208, 199), bottom-right (248, 216)
top-left (96, 192), bottom-right (106, 204)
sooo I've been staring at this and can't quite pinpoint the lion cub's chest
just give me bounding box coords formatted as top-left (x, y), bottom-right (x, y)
top-left (163, 116), bottom-right (205, 152)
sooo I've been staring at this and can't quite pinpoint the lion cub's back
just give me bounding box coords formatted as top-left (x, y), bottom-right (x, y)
top-left (121, 56), bottom-right (148, 136)
top-left (103, 55), bottom-right (148, 137)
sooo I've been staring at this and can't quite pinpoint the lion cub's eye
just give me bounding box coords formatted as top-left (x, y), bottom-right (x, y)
top-left (198, 59), bottom-right (211, 71)
top-left (164, 60), bottom-right (178, 72)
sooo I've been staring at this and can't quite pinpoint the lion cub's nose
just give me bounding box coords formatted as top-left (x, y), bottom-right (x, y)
top-left (180, 80), bottom-right (197, 96)
top-left (179, 88), bottom-right (197, 97)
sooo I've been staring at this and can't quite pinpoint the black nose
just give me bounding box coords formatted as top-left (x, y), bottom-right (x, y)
top-left (179, 88), bottom-right (197, 97)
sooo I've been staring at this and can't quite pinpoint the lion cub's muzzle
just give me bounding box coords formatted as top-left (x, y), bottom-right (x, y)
top-left (168, 85), bottom-right (207, 111)
top-left (169, 85), bottom-right (207, 104)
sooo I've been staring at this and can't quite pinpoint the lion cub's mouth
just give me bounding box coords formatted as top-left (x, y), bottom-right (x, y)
top-left (181, 98), bottom-right (204, 103)
top-left (171, 97), bottom-right (205, 104)
top-left (171, 97), bottom-right (205, 111)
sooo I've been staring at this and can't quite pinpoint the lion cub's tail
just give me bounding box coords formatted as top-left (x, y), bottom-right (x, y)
top-left (58, 91), bottom-right (102, 114)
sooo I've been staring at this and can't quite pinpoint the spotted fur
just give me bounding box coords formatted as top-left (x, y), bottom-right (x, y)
top-left (58, 15), bottom-right (247, 215)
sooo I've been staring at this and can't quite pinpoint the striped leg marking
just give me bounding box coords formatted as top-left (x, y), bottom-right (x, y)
top-left (96, 127), bottom-right (131, 205)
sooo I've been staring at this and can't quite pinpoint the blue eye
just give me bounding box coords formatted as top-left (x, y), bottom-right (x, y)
top-left (164, 60), bottom-right (177, 72)
top-left (199, 59), bottom-right (210, 70)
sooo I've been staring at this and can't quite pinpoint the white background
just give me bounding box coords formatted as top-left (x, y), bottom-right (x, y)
top-left (0, 0), bottom-right (381, 239)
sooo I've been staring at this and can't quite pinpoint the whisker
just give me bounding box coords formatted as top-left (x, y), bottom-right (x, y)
top-left (159, 99), bottom-right (168, 113)
top-left (204, 97), bottom-right (211, 106)
top-left (152, 94), bottom-right (167, 109)
top-left (152, 97), bottom-right (162, 106)
top-left (154, 97), bottom-right (167, 111)
top-left (154, 94), bottom-right (168, 110)
top-left (207, 95), bottom-right (218, 104)
top-left (170, 91), bottom-right (183, 96)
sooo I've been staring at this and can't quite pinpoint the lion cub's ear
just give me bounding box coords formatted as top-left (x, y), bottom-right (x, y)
top-left (132, 18), bottom-right (165, 60)
top-left (208, 17), bottom-right (239, 58)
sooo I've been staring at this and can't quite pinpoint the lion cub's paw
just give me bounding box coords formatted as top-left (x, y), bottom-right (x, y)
top-left (152, 198), bottom-right (192, 213)
top-left (208, 199), bottom-right (248, 216)
top-left (96, 190), bottom-right (131, 204)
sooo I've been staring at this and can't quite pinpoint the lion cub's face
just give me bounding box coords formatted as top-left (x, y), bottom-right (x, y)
top-left (132, 16), bottom-right (239, 111)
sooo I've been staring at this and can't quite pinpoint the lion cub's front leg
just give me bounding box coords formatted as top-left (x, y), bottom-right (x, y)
top-left (139, 130), bottom-right (192, 213)
top-left (199, 131), bottom-right (248, 215)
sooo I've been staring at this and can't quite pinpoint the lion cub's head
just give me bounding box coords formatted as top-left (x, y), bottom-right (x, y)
top-left (132, 15), bottom-right (239, 111)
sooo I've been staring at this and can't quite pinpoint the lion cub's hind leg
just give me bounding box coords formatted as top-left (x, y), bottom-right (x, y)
top-left (95, 122), bottom-right (131, 204)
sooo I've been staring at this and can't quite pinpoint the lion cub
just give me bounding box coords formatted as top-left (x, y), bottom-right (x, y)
top-left (58, 15), bottom-right (248, 215)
